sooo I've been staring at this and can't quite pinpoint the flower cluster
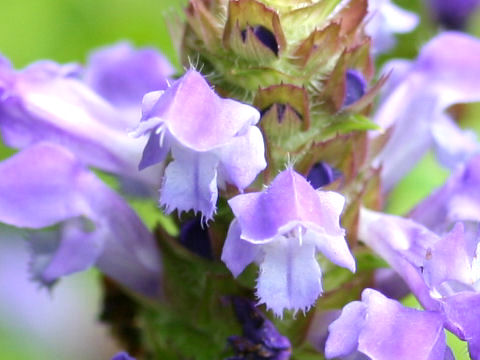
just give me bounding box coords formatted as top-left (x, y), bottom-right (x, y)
top-left (1, 0), bottom-right (480, 359)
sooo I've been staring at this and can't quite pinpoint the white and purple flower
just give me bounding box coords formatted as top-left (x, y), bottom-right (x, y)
top-left (325, 289), bottom-right (454, 360)
top-left (358, 206), bottom-right (480, 359)
top-left (132, 69), bottom-right (266, 220)
top-left (221, 168), bottom-right (355, 317)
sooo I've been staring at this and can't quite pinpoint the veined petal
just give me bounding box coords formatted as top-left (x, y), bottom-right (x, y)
top-left (358, 208), bottom-right (440, 310)
top-left (358, 289), bottom-right (449, 360)
top-left (441, 292), bottom-right (480, 358)
top-left (305, 227), bottom-right (355, 273)
top-left (0, 59), bottom-right (148, 180)
top-left (326, 289), bottom-right (451, 360)
top-left (85, 42), bottom-right (174, 107)
top-left (422, 223), bottom-right (474, 291)
top-left (160, 145), bottom-right (219, 220)
top-left (229, 168), bottom-right (340, 242)
top-left (221, 219), bottom-right (261, 277)
top-left (217, 125), bottom-right (266, 191)
top-left (145, 69), bottom-right (260, 152)
top-left (138, 130), bottom-right (171, 170)
top-left (325, 301), bottom-right (366, 358)
top-left (256, 236), bottom-right (322, 317)
top-left (0, 143), bottom-right (162, 297)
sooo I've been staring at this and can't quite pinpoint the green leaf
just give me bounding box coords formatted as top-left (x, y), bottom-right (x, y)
top-left (324, 113), bottom-right (381, 135)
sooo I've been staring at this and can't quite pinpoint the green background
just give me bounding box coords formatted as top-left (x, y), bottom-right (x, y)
top-left (0, 0), bottom-right (477, 359)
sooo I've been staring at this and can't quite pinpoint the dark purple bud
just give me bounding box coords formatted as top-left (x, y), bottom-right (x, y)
top-left (343, 69), bottom-right (366, 107)
top-left (241, 25), bottom-right (279, 55)
top-left (429, 0), bottom-right (480, 29)
top-left (226, 297), bottom-right (291, 359)
top-left (373, 268), bottom-right (411, 300)
top-left (306, 162), bottom-right (341, 189)
top-left (259, 103), bottom-right (303, 123)
top-left (179, 217), bottom-right (213, 259)
top-left (111, 351), bottom-right (136, 360)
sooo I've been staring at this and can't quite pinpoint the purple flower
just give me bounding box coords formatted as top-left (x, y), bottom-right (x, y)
top-left (365, 0), bottom-right (419, 54)
top-left (358, 208), bottom-right (480, 359)
top-left (411, 155), bottom-right (480, 233)
top-left (227, 297), bottom-right (291, 360)
top-left (372, 32), bottom-right (480, 191)
top-left (428, 0), bottom-right (480, 29)
top-left (0, 143), bottom-right (162, 297)
top-left (0, 43), bottom-right (173, 189)
top-left (221, 168), bottom-right (355, 317)
top-left (131, 69), bottom-right (266, 220)
top-left (85, 42), bottom-right (175, 108)
top-left (325, 288), bottom-right (453, 360)
top-left (111, 352), bottom-right (136, 360)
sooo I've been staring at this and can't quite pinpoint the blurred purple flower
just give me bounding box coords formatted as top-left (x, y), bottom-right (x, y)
top-left (365, 0), bottom-right (419, 54)
top-left (85, 42), bottom-right (175, 108)
top-left (131, 69), bottom-right (266, 220)
top-left (372, 32), bottom-right (480, 191)
top-left (428, 0), bottom-right (480, 29)
top-left (411, 154), bottom-right (480, 233)
top-left (0, 233), bottom-right (119, 359)
top-left (226, 297), bottom-right (291, 360)
top-left (221, 168), bottom-right (355, 317)
top-left (111, 351), bottom-right (136, 360)
top-left (0, 43), bottom-right (173, 190)
top-left (358, 208), bottom-right (480, 359)
top-left (0, 143), bottom-right (162, 297)
top-left (325, 288), bottom-right (453, 360)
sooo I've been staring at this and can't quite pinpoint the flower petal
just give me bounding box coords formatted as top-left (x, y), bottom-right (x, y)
top-left (411, 155), bottom-right (480, 232)
top-left (327, 289), bottom-right (450, 360)
top-left (160, 145), bottom-right (219, 220)
top-left (0, 59), bottom-right (148, 179)
top-left (29, 221), bottom-right (104, 286)
top-left (431, 113), bottom-right (480, 169)
top-left (145, 70), bottom-right (260, 152)
top-left (441, 292), bottom-right (480, 359)
top-left (256, 236), bottom-right (322, 317)
top-left (217, 125), bottom-right (266, 191)
top-left (306, 227), bottom-right (355, 273)
top-left (358, 289), bottom-right (449, 360)
top-left (221, 219), bottom-right (260, 277)
top-left (0, 143), bottom-right (162, 297)
top-left (366, 0), bottom-right (419, 54)
top-left (85, 42), bottom-right (174, 107)
top-left (373, 32), bottom-right (480, 191)
top-left (325, 301), bottom-right (366, 359)
top-left (229, 168), bottom-right (341, 242)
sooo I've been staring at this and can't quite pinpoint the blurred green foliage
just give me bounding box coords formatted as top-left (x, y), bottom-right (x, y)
top-left (0, 0), bottom-right (183, 67)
